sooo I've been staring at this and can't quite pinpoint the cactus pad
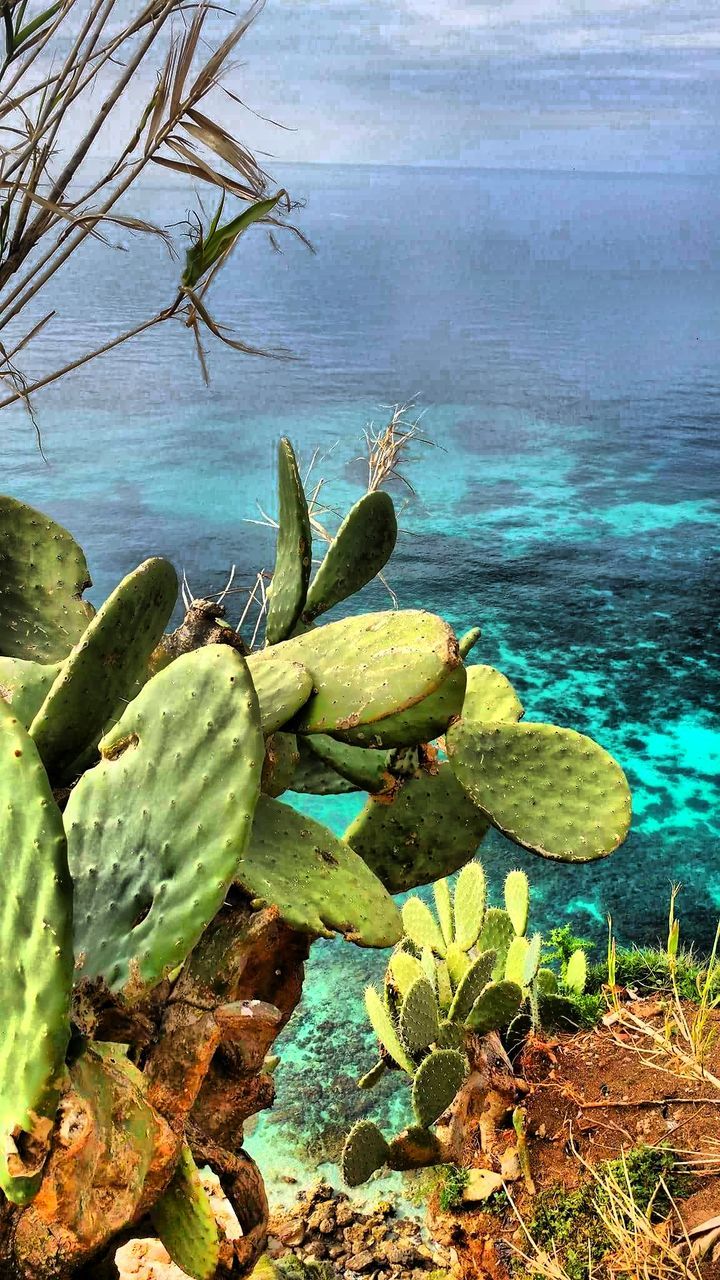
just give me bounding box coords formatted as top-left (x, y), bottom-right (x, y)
top-left (477, 908), bottom-right (515, 980)
top-left (265, 438), bottom-right (312, 644)
top-left (389, 949), bottom-right (426, 999)
top-left (398, 977), bottom-right (439, 1053)
top-left (0, 656), bottom-right (61, 728)
top-left (434, 878), bottom-right (454, 946)
top-left (365, 986), bottom-right (414, 1073)
top-left (252, 609), bottom-right (461, 738)
top-left (0, 495), bottom-right (93, 662)
top-left (246, 656), bottom-right (313, 733)
top-left (504, 936), bottom-right (531, 988)
top-left (151, 1144), bottom-right (219, 1280)
top-left (453, 860), bottom-right (487, 951)
top-left (462, 664), bottom-right (524, 724)
top-left (342, 1119), bottom-right (390, 1187)
top-left (524, 933), bottom-right (542, 986)
top-left (338, 661), bottom-right (467, 749)
top-left (66, 645), bottom-right (263, 993)
top-left (448, 951), bottom-right (496, 1024)
top-left (358, 1060), bottom-right (386, 1090)
top-left (445, 942), bottom-right (472, 988)
top-left (0, 704), bottom-right (72, 1204)
top-left (30, 557), bottom-right (178, 781)
top-left (412, 1049), bottom-right (466, 1128)
top-left (261, 732), bottom-right (299, 796)
top-left (447, 720), bottom-right (631, 861)
top-left (306, 732), bottom-right (391, 793)
top-left (234, 796), bottom-right (400, 947)
top-left (402, 897), bottom-right (447, 957)
top-left (290, 737), bottom-right (359, 793)
top-left (565, 948), bottom-right (588, 995)
top-left (466, 980), bottom-right (523, 1034)
top-left (302, 490), bottom-right (397, 622)
top-left (458, 626), bottom-right (482, 659)
top-left (504, 869), bottom-right (530, 936)
top-left (345, 764), bottom-right (489, 893)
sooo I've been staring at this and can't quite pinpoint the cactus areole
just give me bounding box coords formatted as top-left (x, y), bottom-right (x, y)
top-left (0, 445), bottom-right (630, 1276)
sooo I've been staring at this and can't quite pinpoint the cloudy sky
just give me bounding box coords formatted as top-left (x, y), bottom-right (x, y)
top-left (229, 0), bottom-right (719, 172)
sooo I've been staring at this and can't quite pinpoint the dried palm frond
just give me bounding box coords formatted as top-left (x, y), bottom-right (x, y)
top-left (0, 0), bottom-right (306, 420)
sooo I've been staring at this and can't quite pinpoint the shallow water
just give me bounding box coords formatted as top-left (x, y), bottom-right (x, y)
top-left (4, 163), bottom-right (719, 1192)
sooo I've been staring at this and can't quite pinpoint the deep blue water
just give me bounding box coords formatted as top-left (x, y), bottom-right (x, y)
top-left (4, 164), bottom-right (719, 1194)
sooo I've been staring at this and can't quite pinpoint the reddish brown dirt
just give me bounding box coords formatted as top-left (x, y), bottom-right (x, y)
top-left (432, 1001), bottom-right (720, 1280)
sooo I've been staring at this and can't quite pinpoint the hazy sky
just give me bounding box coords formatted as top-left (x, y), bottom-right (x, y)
top-left (230, 0), bottom-right (720, 172)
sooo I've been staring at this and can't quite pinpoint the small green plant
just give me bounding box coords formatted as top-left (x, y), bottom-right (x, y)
top-left (437, 1165), bottom-right (470, 1212)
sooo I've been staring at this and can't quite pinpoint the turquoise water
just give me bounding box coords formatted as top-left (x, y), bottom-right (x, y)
top-left (3, 164), bottom-right (719, 1193)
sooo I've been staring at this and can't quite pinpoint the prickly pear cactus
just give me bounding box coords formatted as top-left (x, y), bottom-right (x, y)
top-left (345, 762), bottom-right (489, 892)
top-left (0, 702), bottom-right (73, 1205)
top-left (412, 1049), bottom-right (466, 1128)
top-left (66, 645), bottom-right (264, 994)
top-left (0, 656), bottom-right (62, 728)
top-left (246, 657), bottom-right (313, 733)
top-left (0, 496), bottom-right (93, 662)
top-left (302, 490), bottom-right (397, 622)
top-left (30, 557), bottom-right (178, 781)
top-left (151, 1144), bottom-right (220, 1280)
top-left (447, 720), bottom-right (631, 861)
top-left (462, 662), bottom-right (524, 724)
top-left (342, 1120), bottom-right (390, 1188)
top-left (234, 795), bottom-right (401, 947)
top-left (252, 609), bottom-right (461, 737)
top-left (265, 438), bottom-right (312, 645)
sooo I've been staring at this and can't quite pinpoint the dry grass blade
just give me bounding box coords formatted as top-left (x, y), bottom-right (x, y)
top-left (363, 401), bottom-right (435, 493)
top-left (183, 105), bottom-right (269, 190)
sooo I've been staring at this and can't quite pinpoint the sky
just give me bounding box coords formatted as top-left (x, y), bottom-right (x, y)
top-left (227, 0), bottom-right (720, 173)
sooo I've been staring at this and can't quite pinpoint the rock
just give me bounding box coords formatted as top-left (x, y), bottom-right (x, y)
top-left (347, 1249), bottom-right (376, 1272)
top-left (276, 1220), bottom-right (306, 1247)
top-left (461, 1168), bottom-right (504, 1203)
top-left (336, 1201), bottom-right (355, 1226)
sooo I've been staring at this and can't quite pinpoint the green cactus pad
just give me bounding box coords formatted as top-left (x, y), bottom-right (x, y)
top-left (365, 986), bottom-right (414, 1074)
top-left (261, 732), bottom-right (299, 797)
top-left (398, 977), bottom-right (439, 1053)
top-left (504, 869), bottom-right (530, 936)
top-left (30, 558), bottom-right (178, 782)
top-left (477, 909), bottom-right (515, 980)
top-left (445, 942), bottom-right (472, 988)
top-left (436, 1019), bottom-right (464, 1049)
top-left (466, 980), bottom-right (523, 1034)
top-left (0, 496), bottom-right (93, 662)
top-left (447, 720), bottom-right (631, 861)
top-left (436, 961), bottom-right (453, 1011)
top-left (67, 645), bottom-right (263, 994)
top-left (462, 664), bottom-right (524, 724)
top-left (420, 945), bottom-right (438, 990)
top-left (342, 1119), bottom-right (390, 1187)
top-left (538, 993), bottom-right (583, 1031)
top-left (402, 897), bottom-right (447, 957)
top-left (151, 1144), bottom-right (219, 1280)
top-left (345, 764), bottom-right (489, 893)
top-left (338, 662), bottom-right (467, 749)
top-left (524, 933), bottom-right (542, 986)
top-left (434, 878), bottom-right (454, 947)
top-left (0, 704), bottom-right (72, 1204)
top-left (453, 860), bottom-right (487, 951)
top-left (265, 438), bottom-right (312, 644)
top-left (535, 968), bottom-right (558, 996)
top-left (306, 733), bottom-right (391, 793)
top-left (252, 609), bottom-right (461, 739)
top-left (290, 737), bottom-right (359, 794)
top-left (504, 937), bottom-right (531, 988)
top-left (0, 656), bottom-right (62, 728)
top-left (458, 626), bottom-right (482, 659)
top-left (565, 948), bottom-right (588, 995)
top-left (302, 491), bottom-right (397, 622)
top-left (387, 1126), bottom-right (443, 1171)
top-left (389, 950), bottom-right (426, 999)
top-left (358, 1060), bottom-right (386, 1090)
top-left (234, 796), bottom-right (400, 947)
top-left (246, 656), bottom-right (313, 733)
top-left (448, 951), bottom-right (496, 1024)
top-left (412, 1049), bottom-right (466, 1128)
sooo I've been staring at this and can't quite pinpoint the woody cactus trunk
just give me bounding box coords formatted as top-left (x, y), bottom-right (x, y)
top-left (0, 438), bottom-right (631, 1278)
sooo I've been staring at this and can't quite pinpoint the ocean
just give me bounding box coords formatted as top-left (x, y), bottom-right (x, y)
top-left (4, 163), bottom-right (719, 1195)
